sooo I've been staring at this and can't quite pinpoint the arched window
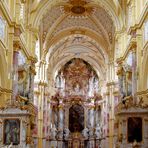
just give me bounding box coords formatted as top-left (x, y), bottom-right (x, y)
top-left (35, 39), bottom-right (40, 60)
top-left (144, 21), bottom-right (148, 41)
top-left (20, 3), bottom-right (25, 23)
top-left (18, 51), bottom-right (26, 66)
top-left (0, 16), bottom-right (6, 40)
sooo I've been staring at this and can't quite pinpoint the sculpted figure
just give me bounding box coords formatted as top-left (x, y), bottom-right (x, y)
top-left (64, 128), bottom-right (70, 139)
top-left (50, 125), bottom-right (57, 139)
top-left (95, 123), bottom-right (101, 139)
top-left (82, 127), bottom-right (89, 139)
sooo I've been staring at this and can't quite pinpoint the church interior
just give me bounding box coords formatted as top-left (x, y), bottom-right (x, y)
top-left (0, 0), bottom-right (148, 148)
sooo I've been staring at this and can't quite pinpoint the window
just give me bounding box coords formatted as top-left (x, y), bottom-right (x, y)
top-left (0, 17), bottom-right (6, 40)
top-left (35, 39), bottom-right (40, 60)
top-left (144, 21), bottom-right (148, 41)
top-left (18, 51), bottom-right (26, 66)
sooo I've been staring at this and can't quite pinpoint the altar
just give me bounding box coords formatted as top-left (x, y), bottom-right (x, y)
top-left (46, 59), bottom-right (103, 148)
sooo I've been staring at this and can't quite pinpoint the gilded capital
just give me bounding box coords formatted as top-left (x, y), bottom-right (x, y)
top-left (13, 41), bottom-right (21, 51)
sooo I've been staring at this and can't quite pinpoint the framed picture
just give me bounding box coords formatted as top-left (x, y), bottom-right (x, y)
top-left (128, 117), bottom-right (142, 143)
top-left (4, 119), bottom-right (20, 145)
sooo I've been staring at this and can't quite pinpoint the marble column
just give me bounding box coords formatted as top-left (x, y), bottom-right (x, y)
top-left (58, 106), bottom-right (64, 133)
top-left (82, 108), bottom-right (89, 140)
top-left (88, 101), bottom-right (95, 148)
top-left (95, 106), bottom-right (101, 126)
top-left (89, 106), bottom-right (95, 136)
top-left (64, 106), bottom-right (69, 129)
top-left (38, 62), bottom-right (46, 148)
top-left (12, 44), bottom-right (20, 103)
top-left (144, 119), bottom-right (148, 147)
top-left (95, 106), bottom-right (102, 148)
top-left (28, 61), bottom-right (36, 102)
top-left (122, 119), bottom-right (127, 148)
top-left (117, 66), bottom-right (124, 101)
top-left (58, 101), bottom-right (64, 148)
top-left (132, 49), bottom-right (137, 104)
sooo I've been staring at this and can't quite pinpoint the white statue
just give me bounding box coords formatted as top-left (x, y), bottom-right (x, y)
top-left (50, 125), bottom-right (57, 139)
top-left (95, 124), bottom-right (101, 139)
top-left (22, 127), bottom-right (26, 142)
top-left (64, 128), bottom-right (70, 139)
top-left (82, 127), bottom-right (89, 139)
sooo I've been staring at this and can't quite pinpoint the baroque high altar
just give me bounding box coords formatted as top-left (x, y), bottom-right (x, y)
top-left (0, 0), bottom-right (148, 148)
top-left (48, 58), bottom-right (102, 148)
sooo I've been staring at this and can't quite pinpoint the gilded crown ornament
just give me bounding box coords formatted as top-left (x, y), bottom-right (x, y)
top-left (60, 0), bottom-right (95, 18)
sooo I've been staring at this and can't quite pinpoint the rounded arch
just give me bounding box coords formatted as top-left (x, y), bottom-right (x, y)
top-left (44, 28), bottom-right (109, 57)
top-left (51, 55), bottom-right (105, 81)
top-left (45, 34), bottom-right (108, 64)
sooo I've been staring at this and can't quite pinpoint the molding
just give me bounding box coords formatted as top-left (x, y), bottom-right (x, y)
top-left (136, 89), bottom-right (148, 96)
top-left (128, 2), bottom-right (148, 35)
top-left (106, 81), bottom-right (116, 86)
top-left (143, 41), bottom-right (148, 52)
top-left (0, 1), bottom-right (25, 32)
top-left (116, 38), bottom-right (136, 64)
top-left (0, 1), bottom-right (12, 26)
top-left (113, 91), bottom-right (119, 96)
top-left (0, 87), bottom-right (12, 95)
top-left (0, 39), bottom-right (6, 50)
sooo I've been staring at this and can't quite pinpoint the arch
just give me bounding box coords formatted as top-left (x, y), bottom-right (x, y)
top-left (44, 28), bottom-right (109, 59)
top-left (50, 55), bottom-right (105, 81)
top-left (45, 34), bottom-right (108, 64)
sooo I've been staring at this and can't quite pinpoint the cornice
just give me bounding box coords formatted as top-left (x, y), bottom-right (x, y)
top-left (0, 39), bottom-right (6, 50)
top-left (143, 41), bottom-right (148, 52)
top-left (0, 1), bottom-right (12, 26)
top-left (128, 2), bottom-right (148, 35)
top-left (136, 89), bottom-right (148, 96)
top-left (116, 38), bottom-right (137, 64)
top-left (106, 81), bottom-right (116, 86)
top-left (0, 87), bottom-right (12, 95)
top-left (0, 1), bottom-right (25, 33)
top-left (19, 35), bottom-right (38, 62)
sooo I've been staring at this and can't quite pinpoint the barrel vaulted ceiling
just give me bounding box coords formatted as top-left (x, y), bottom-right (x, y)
top-left (32, 0), bottom-right (123, 81)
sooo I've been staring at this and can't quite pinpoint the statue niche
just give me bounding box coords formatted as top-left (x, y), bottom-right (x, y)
top-left (69, 104), bottom-right (84, 133)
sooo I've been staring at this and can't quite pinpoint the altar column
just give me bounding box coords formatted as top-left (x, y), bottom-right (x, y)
top-left (88, 98), bottom-right (95, 148)
top-left (28, 59), bottom-right (36, 103)
top-left (131, 47), bottom-right (137, 104)
top-left (38, 61), bottom-right (46, 148)
top-left (57, 99), bottom-right (64, 148)
top-left (107, 59), bottom-right (116, 148)
top-left (117, 65), bottom-right (124, 101)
